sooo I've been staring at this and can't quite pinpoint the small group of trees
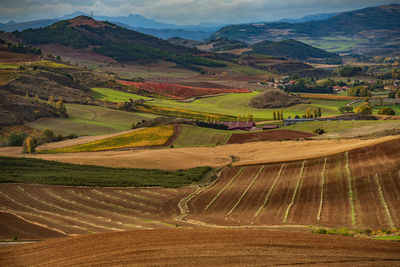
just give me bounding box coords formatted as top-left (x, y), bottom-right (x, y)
top-left (339, 66), bottom-right (363, 77)
top-left (347, 86), bottom-right (371, 97)
top-left (236, 114), bottom-right (254, 122)
top-left (339, 106), bottom-right (354, 114)
top-left (48, 95), bottom-right (67, 116)
top-left (354, 100), bottom-right (372, 115)
top-left (305, 107), bottom-right (322, 119)
top-left (272, 110), bottom-right (283, 120)
top-left (8, 128), bottom-right (77, 153)
top-left (377, 107), bottom-right (396, 115)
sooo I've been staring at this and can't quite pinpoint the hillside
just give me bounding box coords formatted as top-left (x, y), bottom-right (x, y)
top-left (248, 90), bottom-right (307, 108)
top-left (248, 39), bottom-right (341, 63)
top-left (211, 4), bottom-right (400, 54)
top-left (15, 16), bottom-right (225, 71)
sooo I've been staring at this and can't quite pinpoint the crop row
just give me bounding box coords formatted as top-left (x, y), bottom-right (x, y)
top-left (118, 81), bottom-right (250, 99)
top-left (188, 143), bottom-right (400, 229)
top-left (0, 184), bottom-right (187, 235)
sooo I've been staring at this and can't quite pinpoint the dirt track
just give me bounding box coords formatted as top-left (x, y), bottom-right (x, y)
top-left (227, 129), bottom-right (315, 144)
top-left (1, 228), bottom-right (399, 266)
top-left (1, 135), bottom-right (399, 170)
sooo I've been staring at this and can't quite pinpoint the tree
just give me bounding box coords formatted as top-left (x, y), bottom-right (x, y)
top-left (42, 128), bottom-right (54, 141)
top-left (354, 103), bottom-right (372, 115)
top-left (279, 110), bottom-right (283, 120)
top-left (317, 107), bottom-right (322, 117)
top-left (34, 94), bottom-right (39, 102)
top-left (272, 111), bottom-right (277, 121)
top-left (339, 106), bottom-right (353, 113)
top-left (246, 114), bottom-right (253, 122)
top-left (25, 91), bottom-right (29, 98)
top-left (23, 136), bottom-right (36, 153)
top-left (306, 107), bottom-right (312, 118)
top-left (379, 97), bottom-right (383, 106)
top-left (8, 132), bottom-right (27, 146)
top-left (56, 98), bottom-right (67, 115)
top-left (48, 95), bottom-right (54, 107)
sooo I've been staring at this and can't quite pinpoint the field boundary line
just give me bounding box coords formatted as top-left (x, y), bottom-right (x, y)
top-left (345, 152), bottom-right (357, 226)
top-left (317, 157), bottom-right (328, 221)
top-left (254, 164), bottom-right (286, 218)
top-left (204, 167), bottom-right (244, 212)
top-left (283, 161), bottom-right (306, 223)
top-left (374, 174), bottom-right (394, 228)
top-left (227, 166), bottom-right (265, 216)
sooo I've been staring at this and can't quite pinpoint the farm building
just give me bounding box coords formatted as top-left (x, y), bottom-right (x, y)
top-left (220, 121), bottom-right (256, 131)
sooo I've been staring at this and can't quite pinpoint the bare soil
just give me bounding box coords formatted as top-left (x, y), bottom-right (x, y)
top-left (227, 129), bottom-right (315, 144)
top-left (1, 228), bottom-right (399, 266)
top-left (1, 136), bottom-right (398, 170)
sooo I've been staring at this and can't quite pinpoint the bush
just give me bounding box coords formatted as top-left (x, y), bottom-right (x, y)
top-left (8, 132), bottom-right (27, 146)
top-left (316, 228), bottom-right (327, 234)
top-left (42, 128), bottom-right (54, 141)
top-left (314, 128), bottom-right (325, 135)
top-left (378, 107), bottom-right (396, 115)
top-left (339, 106), bottom-right (353, 113)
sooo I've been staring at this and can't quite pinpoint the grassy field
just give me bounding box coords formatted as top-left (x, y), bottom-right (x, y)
top-left (91, 87), bottom-right (151, 102)
top-left (150, 92), bottom-right (347, 120)
top-left (283, 120), bottom-right (393, 134)
top-left (373, 105), bottom-right (400, 115)
top-left (25, 104), bottom-right (157, 136)
top-left (300, 36), bottom-right (369, 53)
top-left (373, 236), bottom-right (400, 241)
top-left (40, 125), bottom-right (174, 153)
top-left (0, 156), bottom-right (210, 187)
top-left (172, 125), bottom-right (231, 148)
top-left (0, 63), bottom-right (19, 69)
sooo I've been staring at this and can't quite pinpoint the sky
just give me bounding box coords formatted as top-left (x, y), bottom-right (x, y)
top-left (0, 0), bottom-right (399, 25)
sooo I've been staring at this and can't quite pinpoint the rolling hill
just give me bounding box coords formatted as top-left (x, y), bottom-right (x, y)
top-left (211, 4), bottom-right (400, 55)
top-left (15, 16), bottom-right (225, 71)
top-left (247, 39), bottom-right (341, 63)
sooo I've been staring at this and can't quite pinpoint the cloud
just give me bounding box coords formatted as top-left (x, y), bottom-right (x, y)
top-left (0, 0), bottom-right (399, 24)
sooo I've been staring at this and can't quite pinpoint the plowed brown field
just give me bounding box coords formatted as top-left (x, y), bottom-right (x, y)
top-left (187, 137), bottom-right (400, 229)
top-left (227, 129), bottom-right (315, 144)
top-left (0, 184), bottom-right (193, 239)
top-left (1, 228), bottom-right (400, 266)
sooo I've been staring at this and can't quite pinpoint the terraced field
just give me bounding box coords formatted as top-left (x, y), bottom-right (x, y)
top-left (187, 138), bottom-right (400, 229)
top-left (0, 183), bottom-right (193, 239)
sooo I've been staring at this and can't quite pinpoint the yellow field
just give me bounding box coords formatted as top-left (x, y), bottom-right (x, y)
top-left (39, 125), bottom-right (174, 153)
top-left (27, 60), bottom-right (74, 69)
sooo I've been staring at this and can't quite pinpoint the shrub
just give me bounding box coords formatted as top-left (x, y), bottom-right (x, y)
top-left (42, 128), bottom-right (55, 141)
top-left (316, 228), bottom-right (327, 234)
top-left (8, 132), bottom-right (27, 146)
top-left (378, 107), bottom-right (396, 115)
top-left (314, 128), bottom-right (325, 135)
top-left (339, 106), bottom-right (353, 113)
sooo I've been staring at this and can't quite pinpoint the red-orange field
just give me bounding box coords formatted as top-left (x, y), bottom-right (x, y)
top-left (1, 228), bottom-right (400, 266)
top-left (0, 184), bottom-right (194, 239)
top-left (187, 138), bottom-right (400, 229)
top-left (227, 130), bottom-right (315, 144)
top-left (118, 80), bottom-right (250, 99)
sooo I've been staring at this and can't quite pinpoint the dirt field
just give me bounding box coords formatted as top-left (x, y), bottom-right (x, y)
top-left (187, 137), bottom-right (400, 229)
top-left (1, 228), bottom-right (400, 266)
top-left (0, 135), bottom-right (398, 170)
top-left (0, 51), bottom-right (40, 63)
top-left (0, 184), bottom-right (193, 239)
top-left (227, 129), bottom-right (315, 144)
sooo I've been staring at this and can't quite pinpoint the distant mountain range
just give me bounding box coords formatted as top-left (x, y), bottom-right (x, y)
top-left (211, 4), bottom-right (400, 55)
top-left (0, 10), bottom-right (342, 41)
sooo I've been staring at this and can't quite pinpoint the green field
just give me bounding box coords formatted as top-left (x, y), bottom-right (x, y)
top-left (91, 87), bottom-right (151, 102)
top-left (0, 63), bottom-right (19, 69)
top-left (283, 120), bottom-right (393, 134)
top-left (172, 125), bottom-right (231, 148)
top-left (40, 125), bottom-right (174, 153)
top-left (373, 105), bottom-right (400, 115)
top-left (150, 93), bottom-right (347, 120)
top-left (300, 36), bottom-right (369, 53)
top-left (0, 156), bottom-right (210, 187)
top-left (25, 104), bottom-right (157, 136)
